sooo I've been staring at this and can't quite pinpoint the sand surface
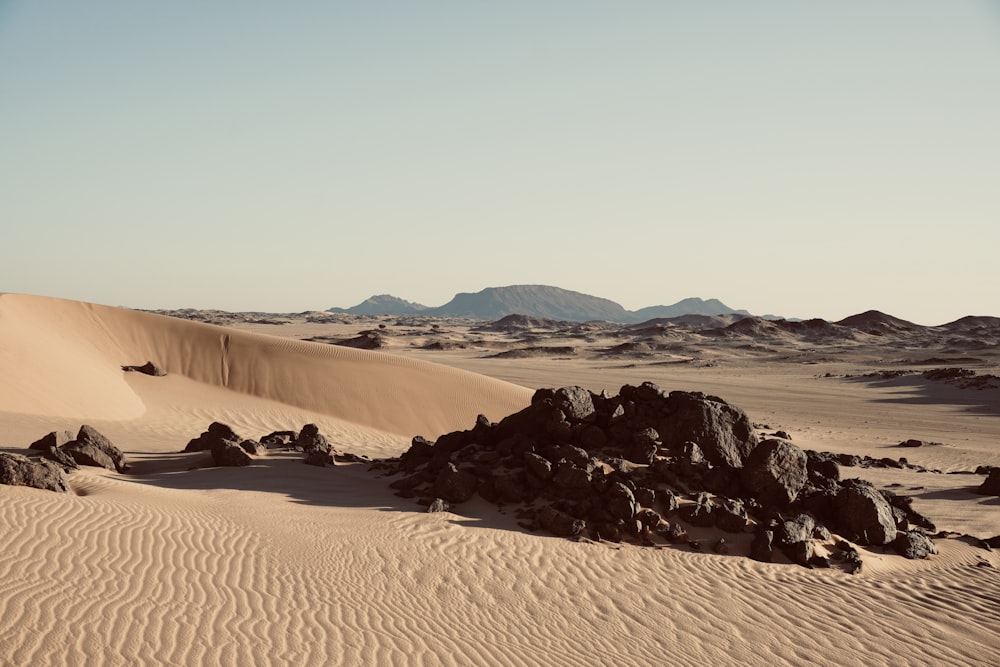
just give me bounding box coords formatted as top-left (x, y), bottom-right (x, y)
top-left (2, 295), bottom-right (999, 666)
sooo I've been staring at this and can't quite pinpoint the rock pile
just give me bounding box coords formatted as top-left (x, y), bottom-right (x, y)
top-left (381, 383), bottom-right (938, 569)
top-left (28, 425), bottom-right (129, 473)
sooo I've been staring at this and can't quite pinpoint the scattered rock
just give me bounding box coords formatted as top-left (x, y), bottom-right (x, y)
top-left (212, 441), bottom-right (253, 467)
top-left (62, 425), bottom-right (128, 472)
top-left (893, 530), bottom-right (937, 559)
top-left (741, 439), bottom-right (808, 507)
top-left (433, 463), bottom-right (478, 503)
top-left (0, 452), bottom-right (70, 493)
top-left (834, 480), bottom-right (897, 545)
top-left (185, 422), bottom-right (241, 453)
top-left (427, 498), bottom-right (450, 513)
top-left (29, 430), bottom-right (74, 451)
top-left (977, 469), bottom-right (1000, 496)
top-left (121, 361), bottom-right (167, 376)
top-left (294, 424), bottom-right (333, 454)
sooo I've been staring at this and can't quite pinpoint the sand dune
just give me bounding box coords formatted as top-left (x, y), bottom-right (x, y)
top-left (2, 294), bottom-right (999, 666)
top-left (0, 293), bottom-right (531, 437)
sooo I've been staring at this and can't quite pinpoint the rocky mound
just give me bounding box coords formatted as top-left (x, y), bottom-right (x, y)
top-left (63, 425), bottom-right (129, 472)
top-left (380, 383), bottom-right (937, 569)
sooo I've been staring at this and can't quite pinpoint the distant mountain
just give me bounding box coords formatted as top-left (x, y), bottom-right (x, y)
top-left (328, 294), bottom-right (429, 316)
top-left (328, 285), bottom-right (755, 322)
top-left (427, 285), bottom-right (629, 321)
top-left (631, 298), bottom-right (751, 321)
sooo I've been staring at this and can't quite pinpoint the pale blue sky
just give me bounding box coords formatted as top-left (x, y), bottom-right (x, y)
top-left (2, 1), bottom-right (998, 323)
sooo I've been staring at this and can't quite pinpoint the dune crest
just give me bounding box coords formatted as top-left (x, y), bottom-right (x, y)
top-left (0, 293), bottom-right (531, 437)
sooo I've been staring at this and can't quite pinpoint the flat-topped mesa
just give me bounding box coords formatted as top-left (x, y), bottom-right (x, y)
top-left (387, 382), bottom-right (937, 569)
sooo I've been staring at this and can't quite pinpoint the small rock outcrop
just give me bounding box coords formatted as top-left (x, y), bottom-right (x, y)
top-left (294, 424), bottom-right (333, 454)
top-left (211, 441), bottom-right (253, 467)
top-left (0, 452), bottom-right (70, 493)
top-left (29, 430), bottom-right (75, 451)
top-left (977, 469), bottom-right (1000, 496)
top-left (121, 361), bottom-right (167, 376)
top-left (741, 438), bottom-right (808, 507)
top-left (62, 425), bottom-right (128, 473)
top-left (834, 480), bottom-right (897, 545)
top-left (185, 422), bottom-right (242, 453)
top-left (184, 423), bottom-right (265, 466)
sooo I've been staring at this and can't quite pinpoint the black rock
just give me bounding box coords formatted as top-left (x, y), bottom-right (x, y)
top-left (304, 450), bottom-right (336, 467)
top-left (715, 498), bottom-right (748, 533)
top-left (834, 480), bottom-right (897, 545)
top-left (121, 361), bottom-right (167, 376)
top-left (433, 463), bottom-right (478, 504)
top-left (751, 528), bottom-right (775, 562)
top-left (63, 425), bottom-right (128, 472)
top-left (240, 439), bottom-right (266, 456)
top-left (523, 452), bottom-right (554, 480)
top-left (295, 424), bottom-right (333, 454)
top-left (892, 530), bottom-right (937, 559)
top-left (29, 430), bottom-right (75, 451)
top-left (741, 438), bottom-right (808, 507)
top-left (658, 390), bottom-right (759, 468)
top-left (777, 514), bottom-right (816, 547)
top-left (427, 498), bottom-right (450, 513)
top-left (606, 482), bottom-right (638, 521)
top-left (39, 444), bottom-right (78, 470)
top-left (0, 452), bottom-right (70, 493)
top-left (977, 469), bottom-right (1000, 496)
top-left (185, 422), bottom-right (241, 453)
top-left (212, 441), bottom-right (253, 466)
top-left (538, 505), bottom-right (586, 537)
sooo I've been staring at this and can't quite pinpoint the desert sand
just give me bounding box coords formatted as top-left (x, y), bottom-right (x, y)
top-left (2, 294), bottom-right (999, 666)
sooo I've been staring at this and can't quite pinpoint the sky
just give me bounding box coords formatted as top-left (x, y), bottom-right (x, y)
top-left (1, 1), bottom-right (998, 324)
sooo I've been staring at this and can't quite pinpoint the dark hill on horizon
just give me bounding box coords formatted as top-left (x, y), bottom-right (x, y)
top-left (327, 285), bottom-right (753, 323)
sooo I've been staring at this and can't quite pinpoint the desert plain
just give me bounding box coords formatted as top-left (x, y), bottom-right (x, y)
top-left (2, 293), bottom-right (1000, 666)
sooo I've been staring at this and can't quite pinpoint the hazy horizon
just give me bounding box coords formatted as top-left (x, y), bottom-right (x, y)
top-left (2, 2), bottom-right (998, 325)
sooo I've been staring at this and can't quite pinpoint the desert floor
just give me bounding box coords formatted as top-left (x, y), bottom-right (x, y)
top-left (2, 295), bottom-right (999, 666)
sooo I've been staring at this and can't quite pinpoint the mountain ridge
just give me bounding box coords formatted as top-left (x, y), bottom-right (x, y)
top-left (328, 284), bottom-right (754, 323)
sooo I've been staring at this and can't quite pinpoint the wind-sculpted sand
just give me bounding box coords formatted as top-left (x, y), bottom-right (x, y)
top-left (2, 294), bottom-right (999, 666)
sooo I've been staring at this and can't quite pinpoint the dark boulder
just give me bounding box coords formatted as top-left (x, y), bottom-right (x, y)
top-left (433, 463), bottom-right (478, 504)
top-left (625, 428), bottom-right (660, 465)
top-left (523, 452), bottom-right (554, 480)
top-left (212, 441), bottom-right (253, 467)
top-left (834, 480), bottom-right (897, 545)
top-left (750, 527), bottom-right (775, 562)
top-left (776, 514), bottom-right (816, 547)
top-left (40, 445), bottom-right (78, 470)
top-left (29, 430), bottom-right (74, 451)
top-left (0, 453), bottom-right (70, 493)
top-left (785, 540), bottom-right (815, 567)
top-left (240, 439), bottom-right (267, 456)
top-left (427, 498), bottom-right (450, 513)
top-left (538, 505), bottom-right (586, 537)
top-left (740, 439), bottom-right (807, 507)
top-left (977, 469), bottom-right (1000, 496)
top-left (552, 463), bottom-right (592, 497)
top-left (551, 386), bottom-right (596, 423)
top-left (185, 422), bottom-right (241, 453)
top-left (606, 482), bottom-right (638, 521)
top-left (892, 531), bottom-right (937, 559)
top-left (63, 425), bottom-right (128, 472)
top-left (658, 391), bottom-right (759, 468)
top-left (304, 450), bottom-right (336, 467)
top-left (715, 498), bottom-right (748, 533)
top-left (295, 424), bottom-right (333, 454)
top-left (121, 361), bottom-right (167, 376)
